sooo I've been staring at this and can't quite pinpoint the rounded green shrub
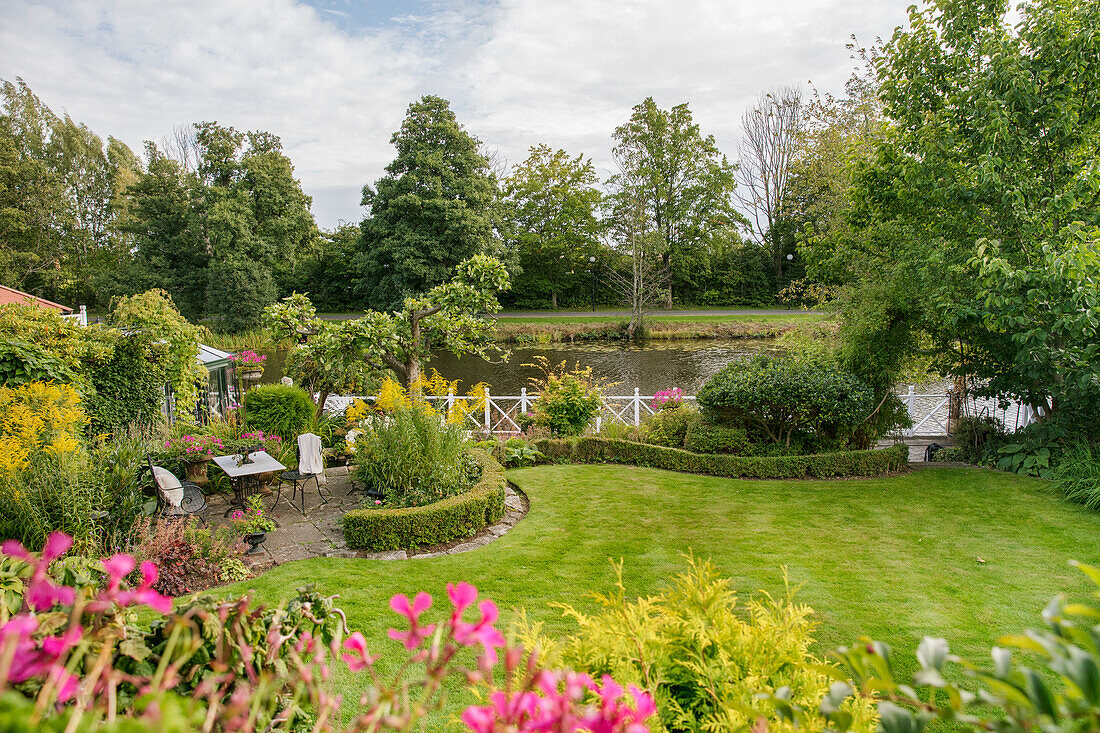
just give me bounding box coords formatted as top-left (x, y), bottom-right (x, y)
top-left (683, 421), bottom-right (750, 455)
top-left (643, 405), bottom-right (699, 448)
top-left (697, 354), bottom-right (876, 451)
top-left (243, 383), bottom-right (315, 441)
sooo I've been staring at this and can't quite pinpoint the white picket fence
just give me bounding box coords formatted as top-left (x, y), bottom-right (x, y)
top-left (326, 386), bottom-right (1035, 437)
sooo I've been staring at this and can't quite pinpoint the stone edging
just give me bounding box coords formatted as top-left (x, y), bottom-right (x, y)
top-left (321, 479), bottom-right (529, 561)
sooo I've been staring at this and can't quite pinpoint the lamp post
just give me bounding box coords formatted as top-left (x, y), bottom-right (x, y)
top-left (588, 256), bottom-right (597, 312)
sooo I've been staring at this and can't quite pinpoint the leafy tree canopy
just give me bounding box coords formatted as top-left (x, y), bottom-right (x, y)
top-left (356, 96), bottom-right (500, 310)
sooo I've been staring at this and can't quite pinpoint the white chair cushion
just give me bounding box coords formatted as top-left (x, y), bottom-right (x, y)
top-left (152, 466), bottom-right (184, 507)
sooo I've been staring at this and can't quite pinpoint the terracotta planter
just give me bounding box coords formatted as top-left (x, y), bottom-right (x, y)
top-left (184, 459), bottom-right (211, 486)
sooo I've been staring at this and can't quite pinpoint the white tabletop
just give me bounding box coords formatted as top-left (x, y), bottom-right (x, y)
top-left (212, 451), bottom-right (286, 478)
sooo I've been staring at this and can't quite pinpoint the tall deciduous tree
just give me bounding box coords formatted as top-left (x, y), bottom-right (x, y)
top-left (607, 98), bottom-right (740, 307)
top-left (357, 96), bottom-right (499, 310)
top-left (735, 86), bottom-right (803, 282)
top-left (0, 79), bottom-right (141, 307)
top-left (124, 122), bottom-right (318, 330)
top-left (828, 0), bottom-right (1100, 426)
top-left (502, 145), bottom-right (602, 308)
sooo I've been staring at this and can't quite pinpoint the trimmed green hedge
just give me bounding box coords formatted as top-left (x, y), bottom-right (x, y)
top-left (531, 437), bottom-right (909, 479)
top-left (342, 451), bottom-right (507, 551)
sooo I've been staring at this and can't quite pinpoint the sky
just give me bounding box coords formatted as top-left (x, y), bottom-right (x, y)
top-left (1, 0), bottom-right (911, 229)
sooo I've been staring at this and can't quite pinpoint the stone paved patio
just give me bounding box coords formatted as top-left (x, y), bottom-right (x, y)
top-left (204, 467), bottom-right (528, 568)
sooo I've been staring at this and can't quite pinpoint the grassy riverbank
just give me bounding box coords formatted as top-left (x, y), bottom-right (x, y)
top-left (490, 312), bottom-right (824, 343)
top-left (200, 311), bottom-right (827, 350)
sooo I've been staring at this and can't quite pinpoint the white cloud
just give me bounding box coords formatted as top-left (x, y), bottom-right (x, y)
top-left (0, 0), bottom-right (910, 227)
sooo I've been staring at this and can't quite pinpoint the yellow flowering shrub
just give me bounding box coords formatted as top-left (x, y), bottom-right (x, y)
top-left (0, 382), bottom-right (87, 476)
top-left (352, 370), bottom-right (488, 426)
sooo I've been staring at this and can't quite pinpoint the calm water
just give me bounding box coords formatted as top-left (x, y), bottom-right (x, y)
top-left (257, 338), bottom-right (778, 396)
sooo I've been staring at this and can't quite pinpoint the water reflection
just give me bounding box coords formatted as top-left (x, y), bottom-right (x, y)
top-left (256, 338), bottom-right (778, 396)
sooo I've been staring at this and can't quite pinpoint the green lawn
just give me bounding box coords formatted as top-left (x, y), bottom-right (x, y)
top-left (222, 464), bottom-right (1098, 694)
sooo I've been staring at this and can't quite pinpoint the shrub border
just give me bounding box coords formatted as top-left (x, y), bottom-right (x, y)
top-left (530, 437), bottom-right (909, 479)
top-left (341, 451), bottom-right (507, 552)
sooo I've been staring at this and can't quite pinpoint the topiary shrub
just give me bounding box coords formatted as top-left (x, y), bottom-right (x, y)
top-left (342, 451), bottom-right (506, 551)
top-left (643, 405), bottom-right (699, 448)
top-left (243, 383), bottom-right (314, 441)
top-left (683, 421), bottom-right (750, 455)
top-left (532, 436), bottom-right (908, 479)
top-left (697, 353), bottom-right (877, 450)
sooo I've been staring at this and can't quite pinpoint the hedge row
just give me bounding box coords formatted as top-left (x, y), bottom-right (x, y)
top-left (342, 451), bottom-right (507, 551)
top-left (531, 437), bottom-right (909, 479)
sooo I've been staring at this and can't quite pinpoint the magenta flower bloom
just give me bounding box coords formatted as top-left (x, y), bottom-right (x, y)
top-left (2, 533), bottom-right (75, 611)
top-left (342, 632), bottom-right (378, 671)
top-left (388, 592), bottom-right (436, 650)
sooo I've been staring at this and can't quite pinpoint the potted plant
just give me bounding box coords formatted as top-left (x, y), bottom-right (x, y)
top-left (233, 350), bottom-right (267, 380)
top-left (233, 430), bottom-right (284, 487)
top-left (231, 495), bottom-right (277, 554)
top-left (163, 434), bottom-right (225, 486)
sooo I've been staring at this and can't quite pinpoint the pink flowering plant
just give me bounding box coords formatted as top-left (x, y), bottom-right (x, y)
top-left (0, 532), bottom-right (656, 733)
top-left (163, 433), bottom-right (224, 461)
top-left (234, 429), bottom-right (283, 457)
top-left (231, 494), bottom-right (276, 535)
top-left (651, 388), bottom-right (684, 410)
top-left (232, 350), bottom-right (267, 366)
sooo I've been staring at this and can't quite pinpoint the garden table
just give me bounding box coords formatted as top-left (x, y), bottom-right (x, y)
top-left (212, 450), bottom-right (286, 517)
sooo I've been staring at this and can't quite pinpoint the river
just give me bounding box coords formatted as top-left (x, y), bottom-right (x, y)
top-left (255, 338), bottom-right (779, 396)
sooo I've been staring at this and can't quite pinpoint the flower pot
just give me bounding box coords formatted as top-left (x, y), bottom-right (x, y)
top-left (184, 459), bottom-right (211, 486)
top-left (244, 531), bottom-right (267, 555)
top-left (238, 366), bottom-right (264, 380)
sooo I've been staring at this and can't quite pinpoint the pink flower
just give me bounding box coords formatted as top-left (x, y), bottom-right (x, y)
top-left (342, 632), bottom-right (378, 671)
top-left (454, 599), bottom-right (506, 660)
top-left (387, 592), bottom-right (436, 650)
top-left (2, 534), bottom-right (75, 610)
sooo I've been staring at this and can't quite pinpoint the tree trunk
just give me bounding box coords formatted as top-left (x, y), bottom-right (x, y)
top-left (551, 291), bottom-right (557, 309)
top-left (405, 312), bottom-right (422, 389)
top-left (314, 389), bottom-right (330, 424)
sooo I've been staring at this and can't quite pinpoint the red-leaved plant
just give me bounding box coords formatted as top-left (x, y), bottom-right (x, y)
top-left (0, 533), bottom-right (655, 733)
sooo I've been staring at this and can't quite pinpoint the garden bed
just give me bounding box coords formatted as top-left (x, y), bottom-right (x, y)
top-left (531, 436), bottom-right (909, 479)
top-left (341, 451), bottom-right (507, 551)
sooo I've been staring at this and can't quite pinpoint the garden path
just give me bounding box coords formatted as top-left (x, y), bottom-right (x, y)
top-left (203, 468), bottom-right (529, 569)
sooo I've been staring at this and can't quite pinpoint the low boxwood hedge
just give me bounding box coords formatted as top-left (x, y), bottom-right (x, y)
top-left (531, 437), bottom-right (908, 479)
top-left (342, 450), bottom-right (507, 552)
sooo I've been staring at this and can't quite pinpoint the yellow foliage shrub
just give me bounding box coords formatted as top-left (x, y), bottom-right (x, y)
top-left (517, 558), bottom-right (876, 733)
top-left (0, 382), bottom-right (87, 477)
top-left (352, 370), bottom-right (488, 427)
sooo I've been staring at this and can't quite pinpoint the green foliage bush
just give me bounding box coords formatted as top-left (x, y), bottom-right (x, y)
top-left (525, 357), bottom-right (604, 436)
top-left (243, 383), bottom-right (314, 441)
top-left (83, 335), bottom-right (169, 435)
top-left (342, 451), bottom-right (506, 551)
top-left (683, 421), bottom-right (750, 455)
top-left (532, 436), bottom-right (908, 479)
top-left (951, 414), bottom-right (1003, 464)
top-left (352, 404), bottom-right (474, 508)
top-left (1050, 441), bottom-right (1100, 510)
top-left (697, 354), bottom-right (878, 450)
top-left (522, 557), bottom-right (876, 733)
top-left (0, 340), bottom-right (76, 387)
top-left (642, 405), bottom-right (699, 448)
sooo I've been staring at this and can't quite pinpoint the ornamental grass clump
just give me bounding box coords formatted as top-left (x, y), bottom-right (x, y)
top-left (351, 396), bottom-right (474, 510)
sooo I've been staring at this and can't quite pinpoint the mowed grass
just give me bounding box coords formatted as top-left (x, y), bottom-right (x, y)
top-left (221, 464), bottom-right (1099, 697)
